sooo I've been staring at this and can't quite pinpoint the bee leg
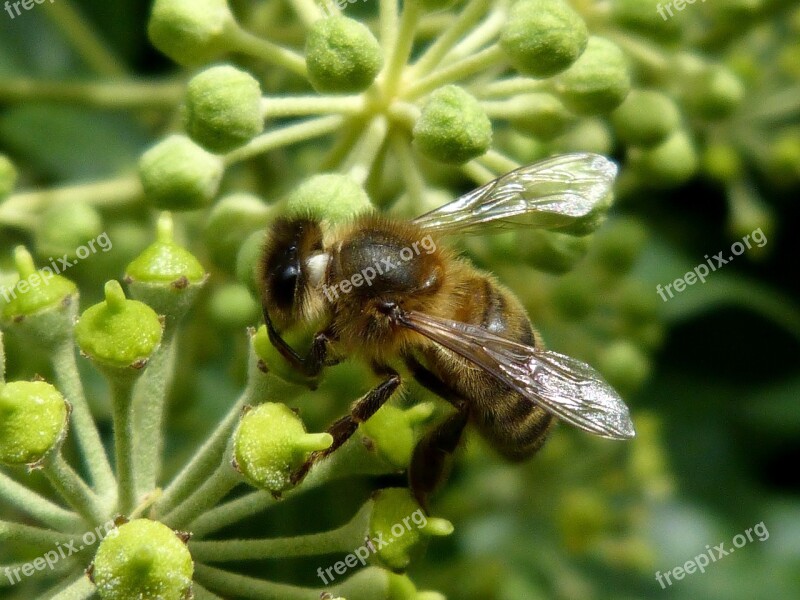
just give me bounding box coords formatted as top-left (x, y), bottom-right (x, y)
top-left (264, 309), bottom-right (337, 384)
top-left (409, 409), bottom-right (468, 511)
top-left (290, 368), bottom-right (401, 485)
top-left (404, 356), bottom-right (469, 509)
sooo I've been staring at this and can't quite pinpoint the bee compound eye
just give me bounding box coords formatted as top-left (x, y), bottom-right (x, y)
top-left (270, 263), bottom-right (300, 310)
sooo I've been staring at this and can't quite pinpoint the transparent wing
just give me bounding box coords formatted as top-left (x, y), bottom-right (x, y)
top-left (398, 310), bottom-right (635, 440)
top-left (412, 153), bottom-right (617, 235)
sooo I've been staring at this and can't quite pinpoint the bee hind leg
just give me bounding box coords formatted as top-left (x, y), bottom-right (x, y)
top-left (409, 409), bottom-right (468, 511)
top-left (289, 367), bottom-right (401, 485)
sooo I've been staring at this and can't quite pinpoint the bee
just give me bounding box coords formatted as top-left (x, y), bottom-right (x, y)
top-left (259, 153), bottom-right (635, 507)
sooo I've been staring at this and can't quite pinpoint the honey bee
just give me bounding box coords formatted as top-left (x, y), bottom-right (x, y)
top-left (259, 153), bottom-right (635, 507)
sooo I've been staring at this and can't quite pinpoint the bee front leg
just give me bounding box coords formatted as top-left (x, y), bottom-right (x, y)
top-left (289, 368), bottom-right (401, 485)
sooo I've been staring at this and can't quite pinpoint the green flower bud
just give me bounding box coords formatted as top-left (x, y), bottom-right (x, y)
top-left (369, 488), bottom-right (452, 571)
top-left (702, 142), bottom-right (743, 183)
top-left (631, 130), bottom-right (698, 186)
top-left (284, 174), bottom-right (372, 223)
top-left (611, 90), bottom-right (681, 147)
top-left (252, 325), bottom-right (316, 386)
top-left (233, 402), bottom-right (332, 493)
top-left (549, 118), bottom-right (613, 155)
top-left (1, 247), bottom-right (78, 322)
top-left (517, 230), bottom-right (591, 273)
top-left (75, 281), bottom-right (163, 370)
top-left (0, 381), bottom-right (68, 466)
top-left (184, 65), bottom-right (263, 153)
top-left (550, 274), bottom-right (597, 320)
top-left (205, 192), bottom-right (270, 269)
top-left (611, 0), bottom-right (683, 42)
top-left (34, 202), bottom-right (103, 260)
top-left (591, 218), bottom-right (648, 275)
top-left (506, 94), bottom-right (576, 140)
top-left (305, 16), bottom-right (383, 93)
top-left (554, 37), bottom-right (630, 115)
top-left (125, 214), bottom-right (207, 320)
top-left (413, 86), bottom-right (492, 164)
top-left (618, 282), bottom-right (658, 327)
top-left (208, 283), bottom-right (259, 329)
top-left (558, 488), bottom-right (609, 552)
top-left (684, 66), bottom-right (744, 120)
top-left (387, 573), bottom-right (446, 600)
top-left (0, 155), bottom-right (17, 198)
top-left (360, 402), bottom-right (435, 469)
top-left (93, 519), bottom-right (193, 600)
top-left (598, 340), bottom-right (650, 393)
top-left (766, 133), bottom-right (800, 185)
top-left (500, 0), bottom-right (588, 78)
top-left (139, 135), bottom-right (224, 211)
top-left (236, 229), bottom-right (266, 296)
top-left (148, 0), bottom-right (236, 66)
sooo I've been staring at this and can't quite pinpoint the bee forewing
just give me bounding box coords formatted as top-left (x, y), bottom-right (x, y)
top-left (398, 310), bottom-right (635, 440)
top-left (412, 153), bottom-right (618, 235)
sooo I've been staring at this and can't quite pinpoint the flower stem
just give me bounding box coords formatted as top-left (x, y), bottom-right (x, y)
top-left (343, 116), bottom-right (389, 185)
top-left (0, 78), bottom-right (184, 109)
top-left (287, 0), bottom-right (324, 26)
top-left (0, 176), bottom-right (143, 229)
top-left (0, 470), bottom-right (82, 531)
top-left (261, 95), bottom-right (365, 118)
top-left (0, 519), bottom-right (81, 549)
top-left (411, 0), bottom-right (489, 77)
top-left (51, 339), bottom-right (116, 497)
top-left (188, 434), bottom-right (394, 537)
top-left (473, 76), bottom-right (548, 98)
top-left (193, 583), bottom-right (225, 600)
top-left (444, 3), bottom-right (508, 64)
top-left (227, 26), bottom-right (308, 78)
top-left (403, 44), bottom-right (505, 100)
top-left (108, 375), bottom-right (136, 515)
top-left (195, 564), bottom-right (391, 600)
top-left (43, 571), bottom-right (96, 600)
top-left (43, 454), bottom-right (108, 526)
top-left (391, 131), bottom-right (426, 209)
top-left (379, 0), bottom-right (399, 54)
top-left (461, 160), bottom-right (496, 185)
top-left (131, 331), bottom-right (177, 501)
top-left (478, 148), bottom-right (521, 175)
top-left (41, 0), bottom-right (126, 76)
top-left (223, 115), bottom-right (344, 166)
top-left (153, 335), bottom-right (270, 517)
top-left (189, 502), bottom-right (371, 561)
top-left (160, 461), bottom-right (241, 530)
top-left (381, 0), bottom-right (421, 99)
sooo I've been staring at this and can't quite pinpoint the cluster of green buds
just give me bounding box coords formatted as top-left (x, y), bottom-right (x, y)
top-left (4, 0), bottom-right (796, 597)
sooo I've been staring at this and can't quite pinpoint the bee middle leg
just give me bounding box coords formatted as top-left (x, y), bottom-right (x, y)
top-left (290, 366), bottom-right (401, 485)
top-left (405, 356), bottom-right (469, 509)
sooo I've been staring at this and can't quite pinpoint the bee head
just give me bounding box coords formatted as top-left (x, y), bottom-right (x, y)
top-left (259, 217), bottom-right (325, 327)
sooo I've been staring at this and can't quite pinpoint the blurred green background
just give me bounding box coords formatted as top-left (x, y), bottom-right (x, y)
top-left (1, 1), bottom-right (799, 599)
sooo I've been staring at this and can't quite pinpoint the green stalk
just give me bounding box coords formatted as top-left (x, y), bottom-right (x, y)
top-left (411, 0), bottom-right (489, 76)
top-left (0, 78), bottom-right (184, 109)
top-left (0, 471), bottom-right (81, 531)
top-left (261, 95), bottom-right (365, 118)
top-left (152, 335), bottom-right (271, 516)
top-left (223, 115), bottom-right (344, 166)
top-left (381, 0), bottom-right (422, 99)
top-left (160, 461), bottom-right (241, 530)
top-left (42, 0), bottom-right (126, 76)
top-left (51, 339), bottom-right (116, 496)
top-left (42, 454), bottom-right (108, 526)
top-left (343, 116), bottom-right (389, 185)
top-left (189, 502), bottom-right (371, 561)
top-left (403, 44), bottom-right (504, 100)
top-left (188, 434), bottom-right (394, 537)
top-left (42, 571), bottom-right (96, 600)
top-left (131, 331), bottom-right (177, 501)
top-left (0, 520), bottom-right (81, 549)
top-left (227, 27), bottom-right (308, 78)
top-left (379, 0), bottom-right (399, 54)
top-left (108, 375), bottom-right (136, 515)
